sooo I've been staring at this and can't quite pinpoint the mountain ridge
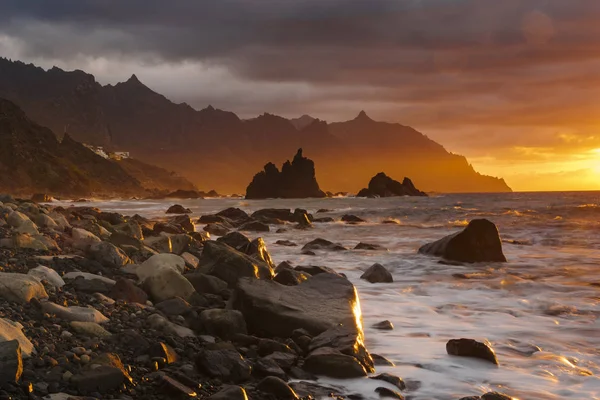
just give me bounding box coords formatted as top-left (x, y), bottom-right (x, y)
top-left (0, 57), bottom-right (511, 193)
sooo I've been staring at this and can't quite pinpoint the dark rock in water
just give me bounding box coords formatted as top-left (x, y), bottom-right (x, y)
top-left (341, 214), bottom-right (365, 223)
top-left (198, 241), bottom-right (274, 287)
top-left (166, 204), bottom-right (192, 214)
top-left (252, 208), bottom-right (295, 222)
top-left (302, 238), bottom-right (346, 251)
top-left (232, 273), bottom-right (366, 338)
top-left (274, 269), bottom-right (309, 286)
top-left (195, 349), bottom-right (252, 383)
top-left (198, 214), bottom-right (232, 225)
top-left (198, 309), bottom-right (248, 339)
top-left (372, 353), bottom-right (395, 366)
top-left (419, 219), bottom-right (507, 263)
top-left (217, 207), bottom-right (250, 225)
top-left (370, 373), bottom-right (406, 390)
top-left (217, 231), bottom-right (251, 250)
top-left (355, 242), bottom-right (387, 251)
top-left (245, 148), bottom-right (326, 199)
top-left (276, 240), bottom-right (297, 247)
top-left (239, 220), bottom-right (270, 232)
top-left (208, 385), bottom-right (249, 400)
top-left (110, 278), bottom-right (148, 304)
top-left (290, 381), bottom-right (343, 399)
top-left (0, 340), bottom-right (22, 385)
top-left (169, 214), bottom-right (195, 233)
top-left (372, 320), bottom-right (394, 330)
top-left (308, 324), bottom-right (374, 374)
top-left (361, 263), bottom-right (393, 283)
top-left (257, 376), bottom-right (299, 400)
top-left (446, 338), bottom-right (498, 365)
top-left (482, 392), bottom-right (514, 400)
top-left (375, 386), bottom-right (405, 399)
top-left (203, 223), bottom-right (230, 236)
top-left (357, 172), bottom-right (427, 197)
top-left (184, 272), bottom-right (228, 295)
top-left (313, 217), bottom-right (334, 223)
top-left (31, 193), bottom-right (52, 202)
top-left (303, 347), bottom-right (367, 378)
top-left (459, 397), bottom-right (482, 400)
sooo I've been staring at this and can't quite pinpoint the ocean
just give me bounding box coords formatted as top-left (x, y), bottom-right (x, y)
top-left (54, 192), bottom-right (600, 400)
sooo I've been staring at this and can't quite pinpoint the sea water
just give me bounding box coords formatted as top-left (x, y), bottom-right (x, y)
top-left (55, 192), bottom-right (600, 400)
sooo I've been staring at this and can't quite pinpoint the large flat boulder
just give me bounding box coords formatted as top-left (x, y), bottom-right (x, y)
top-left (0, 273), bottom-right (48, 304)
top-left (231, 273), bottom-right (364, 338)
top-left (419, 219), bottom-right (507, 263)
top-left (198, 241), bottom-right (274, 287)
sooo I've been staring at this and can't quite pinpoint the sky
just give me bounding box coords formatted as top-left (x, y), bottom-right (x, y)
top-left (1, 0), bottom-right (600, 191)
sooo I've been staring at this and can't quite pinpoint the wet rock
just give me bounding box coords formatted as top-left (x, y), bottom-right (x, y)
top-left (148, 342), bottom-right (178, 364)
top-left (41, 302), bottom-right (109, 324)
top-left (232, 272), bottom-right (366, 339)
top-left (375, 387), bottom-right (404, 399)
top-left (0, 318), bottom-right (35, 357)
top-left (263, 351), bottom-right (297, 370)
top-left (208, 385), bottom-right (248, 400)
top-left (0, 272), bottom-right (48, 304)
top-left (372, 353), bottom-right (395, 366)
top-left (481, 392), bottom-right (514, 400)
top-left (276, 240), bottom-right (297, 247)
top-left (303, 347), bottom-right (367, 378)
top-left (216, 208), bottom-right (250, 226)
top-left (370, 373), bottom-right (406, 390)
top-left (217, 231), bottom-right (251, 251)
top-left (289, 381), bottom-right (343, 399)
top-left (309, 324), bottom-right (373, 373)
top-left (360, 263), bottom-right (393, 283)
top-left (341, 214), bottom-right (365, 223)
top-left (195, 349), bottom-right (252, 383)
top-left (199, 309), bottom-right (247, 339)
top-left (313, 217), bottom-right (334, 223)
top-left (446, 338), bottom-right (498, 365)
top-left (372, 320), bottom-right (394, 330)
top-left (246, 237), bottom-right (276, 270)
top-left (239, 221), bottom-right (270, 232)
top-left (198, 241), bottom-right (274, 287)
top-left (203, 223), bottom-right (231, 236)
top-left (254, 357), bottom-right (287, 380)
top-left (419, 219), bottom-right (507, 263)
top-left (181, 252), bottom-right (200, 269)
top-left (257, 376), bottom-right (299, 399)
top-left (251, 208), bottom-right (295, 222)
top-left (274, 269), bottom-right (309, 286)
top-left (294, 265), bottom-right (339, 276)
top-left (110, 278), bottom-right (148, 304)
top-left (170, 215), bottom-right (195, 233)
top-left (27, 266), bottom-right (65, 288)
top-left (302, 238), bottom-right (346, 251)
top-left (0, 340), bottom-right (22, 385)
top-left (115, 220), bottom-right (143, 240)
top-left (355, 242), bottom-right (387, 250)
top-left (166, 204), bottom-right (192, 214)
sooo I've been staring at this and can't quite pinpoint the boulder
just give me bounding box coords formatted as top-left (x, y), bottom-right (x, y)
top-left (110, 232), bottom-right (143, 249)
top-left (63, 272), bottom-right (116, 285)
top-left (245, 149), bottom-right (326, 199)
top-left (181, 252), bottom-right (200, 269)
top-left (142, 267), bottom-right (196, 303)
top-left (216, 208), bottom-right (250, 226)
top-left (308, 324), bottom-right (373, 373)
top-left (136, 253), bottom-right (186, 281)
top-left (257, 376), bottom-right (299, 400)
top-left (238, 221), bottom-right (270, 232)
top-left (372, 320), bottom-right (394, 330)
top-left (147, 314), bottom-right (195, 338)
top-left (110, 278), bottom-right (148, 304)
top-left (0, 319), bottom-right (35, 357)
top-left (374, 387), bottom-right (404, 399)
top-left (70, 321), bottom-right (112, 338)
top-left (419, 219), bottom-right (507, 263)
top-left (14, 219), bottom-right (39, 235)
top-left (184, 273), bottom-right (228, 295)
top-left (6, 211), bottom-right (30, 228)
top-left (6, 233), bottom-right (48, 250)
top-left (34, 213), bottom-right (59, 229)
top-left (446, 338), bottom-right (498, 365)
top-left (302, 238), bottom-right (346, 251)
top-left (217, 231), bottom-right (251, 250)
top-left (170, 215), bottom-right (195, 233)
top-left (204, 223), bottom-right (231, 236)
top-left (232, 273), bottom-right (366, 338)
top-left (41, 302), bottom-right (109, 324)
top-left (370, 373), bottom-right (406, 390)
top-left (360, 263), bottom-right (393, 283)
top-left (27, 266), bottom-right (65, 288)
top-left (198, 309), bottom-right (247, 339)
top-left (275, 240), bottom-right (297, 247)
top-left (251, 209), bottom-right (296, 223)
top-left (482, 392), bottom-right (513, 400)
top-left (155, 297), bottom-right (191, 316)
top-left (198, 241), bottom-right (274, 287)
top-left (208, 385), bottom-right (249, 400)
top-left (166, 204), bottom-right (192, 214)
top-left (355, 242), bottom-right (387, 251)
top-left (143, 235), bottom-right (173, 253)
top-left (87, 241), bottom-right (132, 268)
top-left (246, 237), bottom-right (276, 270)
top-left (114, 221), bottom-right (143, 240)
top-left (0, 340), bottom-right (22, 385)
top-left (71, 353), bottom-right (132, 393)
top-left (195, 349), bottom-right (252, 383)
top-left (341, 214), bottom-right (365, 223)
top-left (0, 273), bottom-right (48, 304)
top-left (274, 269), bottom-right (309, 286)
top-left (357, 172), bottom-right (427, 197)
top-left (303, 347), bottom-right (367, 378)
top-left (71, 228), bottom-right (102, 250)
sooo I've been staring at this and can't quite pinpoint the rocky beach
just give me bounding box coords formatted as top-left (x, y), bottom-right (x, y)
top-left (1, 192), bottom-right (598, 400)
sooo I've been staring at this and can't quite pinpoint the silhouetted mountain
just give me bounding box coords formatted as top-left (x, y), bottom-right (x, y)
top-left (246, 148), bottom-right (326, 199)
top-left (0, 58), bottom-right (511, 193)
top-left (117, 158), bottom-right (197, 193)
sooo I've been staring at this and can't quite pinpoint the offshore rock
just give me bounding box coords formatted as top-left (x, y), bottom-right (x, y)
top-left (357, 172), bottom-right (427, 197)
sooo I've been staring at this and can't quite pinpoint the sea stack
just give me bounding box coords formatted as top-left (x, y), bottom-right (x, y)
top-left (245, 148), bottom-right (326, 199)
top-left (357, 172), bottom-right (427, 197)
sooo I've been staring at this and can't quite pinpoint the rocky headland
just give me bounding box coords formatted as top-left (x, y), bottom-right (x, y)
top-left (0, 193), bottom-right (511, 400)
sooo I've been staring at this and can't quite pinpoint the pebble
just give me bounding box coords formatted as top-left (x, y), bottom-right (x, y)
top-left (63, 371), bottom-right (73, 381)
top-left (72, 347), bottom-right (87, 356)
top-left (61, 330), bottom-right (73, 338)
top-left (80, 354), bottom-right (91, 364)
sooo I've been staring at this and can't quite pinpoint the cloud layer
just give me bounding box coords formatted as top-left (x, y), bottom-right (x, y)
top-left (1, 0), bottom-right (600, 190)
